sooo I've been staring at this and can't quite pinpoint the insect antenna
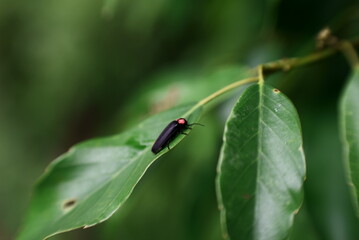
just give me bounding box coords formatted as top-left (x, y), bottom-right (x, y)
top-left (188, 122), bottom-right (205, 127)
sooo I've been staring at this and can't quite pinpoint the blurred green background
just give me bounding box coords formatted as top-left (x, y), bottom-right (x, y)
top-left (1, 0), bottom-right (359, 239)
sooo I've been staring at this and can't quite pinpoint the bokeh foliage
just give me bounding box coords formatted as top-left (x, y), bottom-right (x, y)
top-left (1, 0), bottom-right (359, 239)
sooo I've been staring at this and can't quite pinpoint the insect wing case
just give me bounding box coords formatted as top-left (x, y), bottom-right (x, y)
top-left (151, 121), bottom-right (180, 154)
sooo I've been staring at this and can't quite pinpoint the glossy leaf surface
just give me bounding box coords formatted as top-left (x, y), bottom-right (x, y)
top-left (17, 104), bottom-right (201, 240)
top-left (217, 83), bottom-right (306, 240)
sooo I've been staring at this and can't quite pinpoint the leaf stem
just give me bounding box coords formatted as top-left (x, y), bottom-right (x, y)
top-left (185, 77), bottom-right (259, 116)
top-left (339, 41), bottom-right (359, 69)
top-left (258, 65), bottom-right (264, 84)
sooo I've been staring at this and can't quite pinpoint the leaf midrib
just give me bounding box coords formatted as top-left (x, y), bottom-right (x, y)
top-left (253, 82), bottom-right (264, 238)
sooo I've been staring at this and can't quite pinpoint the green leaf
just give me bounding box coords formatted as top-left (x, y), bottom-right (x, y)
top-left (340, 67), bottom-right (359, 215)
top-left (216, 83), bottom-right (306, 240)
top-left (17, 103), bottom-right (201, 240)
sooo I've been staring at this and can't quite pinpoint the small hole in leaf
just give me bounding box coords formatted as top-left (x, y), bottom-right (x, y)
top-left (273, 88), bottom-right (280, 93)
top-left (62, 198), bottom-right (77, 210)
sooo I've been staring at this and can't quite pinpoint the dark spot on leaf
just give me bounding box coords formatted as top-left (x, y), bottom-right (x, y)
top-left (242, 194), bottom-right (252, 200)
top-left (273, 89), bottom-right (280, 93)
top-left (62, 198), bottom-right (77, 210)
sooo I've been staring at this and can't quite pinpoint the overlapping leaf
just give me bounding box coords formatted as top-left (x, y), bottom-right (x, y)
top-left (217, 83), bottom-right (306, 240)
top-left (340, 67), bottom-right (359, 215)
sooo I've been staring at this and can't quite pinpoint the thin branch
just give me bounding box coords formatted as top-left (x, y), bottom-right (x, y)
top-left (262, 37), bottom-right (359, 74)
top-left (185, 37), bottom-right (359, 116)
top-left (262, 48), bottom-right (336, 74)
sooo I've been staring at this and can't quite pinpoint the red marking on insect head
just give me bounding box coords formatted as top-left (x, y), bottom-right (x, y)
top-left (177, 118), bottom-right (187, 125)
